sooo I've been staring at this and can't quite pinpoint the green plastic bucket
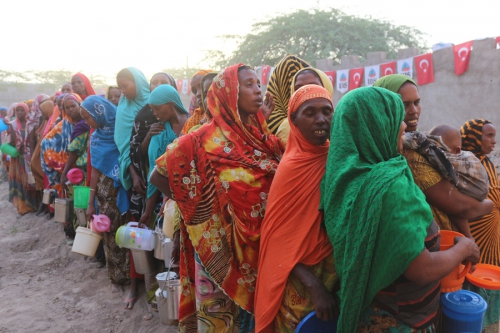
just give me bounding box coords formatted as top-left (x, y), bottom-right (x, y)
top-left (74, 186), bottom-right (90, 209)
top-left (0, 143), bottom-right (19, 157)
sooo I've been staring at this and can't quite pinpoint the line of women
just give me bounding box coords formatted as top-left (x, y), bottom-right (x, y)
top-left (2, 54), bottom-right (499, 333)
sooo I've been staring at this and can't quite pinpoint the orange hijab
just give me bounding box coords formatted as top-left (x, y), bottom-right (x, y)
top-left (255, 85), bottom-right (334, 332)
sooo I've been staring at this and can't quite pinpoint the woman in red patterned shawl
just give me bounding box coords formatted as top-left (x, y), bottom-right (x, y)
top-left (151, 63), bottom-right (284, 332)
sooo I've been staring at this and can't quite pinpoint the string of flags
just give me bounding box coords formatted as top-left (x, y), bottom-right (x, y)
top-left (257, 37), bottom-right (499, 94)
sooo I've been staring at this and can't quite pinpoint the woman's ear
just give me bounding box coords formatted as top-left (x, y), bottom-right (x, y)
top-left (291, 112), bottom-right (297, 124)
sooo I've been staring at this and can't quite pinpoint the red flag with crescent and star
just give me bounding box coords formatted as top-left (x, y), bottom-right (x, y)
top-left (414, 53), bottom-right (435, 85)
top-left (176, 79), bottom-right (183, 92)
top-left (496, 36), bottom-right (500, 46)
top-left (324, 70), bottom-right (336, 86)
top-left (380, 61), bottom-right (396, 78)
top-left (261, 65), bottom-right (271, 85)
top-left (348, 67), bottom-right (364, 91)
top-left (453, 41), bottom-right (473, 75)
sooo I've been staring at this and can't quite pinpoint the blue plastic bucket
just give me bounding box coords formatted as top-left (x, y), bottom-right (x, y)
top-left (0, 119), bottom-right (8, 133)
top-left (441, 290), bottom-right (487, 333)
top-left (296, 311), bottom-right (337, 333)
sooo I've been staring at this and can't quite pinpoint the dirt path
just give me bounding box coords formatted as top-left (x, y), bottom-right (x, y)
top-left (0, 181), bottom-right (176, 333)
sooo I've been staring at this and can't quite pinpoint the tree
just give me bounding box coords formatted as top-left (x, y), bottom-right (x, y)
top-left (204, 8), bottom-right (427, 68)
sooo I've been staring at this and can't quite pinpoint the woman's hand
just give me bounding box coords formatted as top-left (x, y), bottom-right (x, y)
top-left (454, 236), bottom-right (480, 265)
top-left (308, 278), bottom-right (337, 321)
top-left (147, 123), bottom-right (165, 139)
top-left (86, 203), bottom-right (95, 223)
top-left (61, 173), bottom-right (69, 191)
top-left (138, 213), bottom-right (151, 229)
top-left (172, 230), bottom-right (180, 263)
top-left (261, 92), bottom-right (275, 121)
top-left (131, 170), bottom-right (146, 196)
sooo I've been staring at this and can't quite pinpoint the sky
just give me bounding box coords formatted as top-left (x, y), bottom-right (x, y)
top-left (1, 0), bottom-right (498, 81)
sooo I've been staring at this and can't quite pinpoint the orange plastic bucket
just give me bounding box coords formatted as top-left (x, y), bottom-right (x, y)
top-left (439, 230), bottom-right (472, 292)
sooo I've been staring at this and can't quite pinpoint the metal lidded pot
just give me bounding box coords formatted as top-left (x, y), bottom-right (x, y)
top-left (54, 198), bottom-right (74, 223)
top-left (42, 189), bottom-right (55, 205)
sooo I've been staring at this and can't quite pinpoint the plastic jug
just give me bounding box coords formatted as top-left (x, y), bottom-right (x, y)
top-left (92, 214), bottom-right (111, 233)
top-left (0, 143), bottom-right (18, 157)
top-left (67, 168), bottom-right (84, 184)
top-left (0, 119), bottom-right (8, 133)
top-left (115, 222), bottom-right (155, 251)
top-left (440, 230), bottom-right (472, 292)
top-left (441, 290), bottom-right (487, 332)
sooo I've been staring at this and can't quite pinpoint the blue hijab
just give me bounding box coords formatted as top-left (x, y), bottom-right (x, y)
top-left (115, 67), bottom-right (150, 191)
top-left (82, 96), bottom-right (129, 214)
top-left (146, 84), bottom-right (188, 198)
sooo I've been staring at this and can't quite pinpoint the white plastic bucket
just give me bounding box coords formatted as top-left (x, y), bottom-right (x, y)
top-left (72, 226), bottom-right (102, 257)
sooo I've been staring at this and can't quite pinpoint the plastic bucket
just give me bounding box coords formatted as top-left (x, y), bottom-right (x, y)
top-left (0, 143), bottom-right (18, 157)
top-left (73, 186), bottom-right (90, 209)
top-left (440, 230), bottom-right (472, 292)
top-left (441, 290), bottom-right (487, 333)
top-left (0, 119), bottom-right (8, 133)
top-left (72, 226), bottom-right (102, 257)
top-left (296, 311), bottom-right (338, 333)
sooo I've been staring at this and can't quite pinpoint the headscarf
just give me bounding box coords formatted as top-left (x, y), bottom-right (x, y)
top-left (82, 96), bottom-right (129, 214)
top-left (159, 64), bottom-right (284, 324)
top-left (72, 73), bottom-right (96, 100)
top-left (41, 93), bottom-right (81, 191)
top-left (461, 119), bottom-right (493, 159)
top-left (181, 69), bottom-right (213, 134)
top-left (151, 72), bottom-right (177, 90)
top-left (70, 120), bottom-right (90, 142)
top-left (0, 106), bottom-right (7, 114)
top-left (11, 103), bottom-right (32, 161)
top-left (146, 84), bottom-right (188, 198)
top-left (373, 73), bottom-right (417, 93)
top-left (320, 87), bottom-right (433, 333)
top-left (115, 67), bottom-right (150, 190)
top-left (200, 72), bottom-right (218, 114)
top-left (291, 67), bottom-right (334, 96)
top-left (256, 85), bottom-right (334, 332)
top-left (266, 54), bottom-right (310, 134)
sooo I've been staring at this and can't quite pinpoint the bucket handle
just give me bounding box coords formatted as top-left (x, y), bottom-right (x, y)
top-left (162, 258), bottom-right (177, 292)
top-left (458, 261), bottom-right (473, 279)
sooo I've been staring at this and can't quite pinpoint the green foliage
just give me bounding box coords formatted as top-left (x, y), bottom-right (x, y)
top-left (204, 8), bottom-right (428, 68)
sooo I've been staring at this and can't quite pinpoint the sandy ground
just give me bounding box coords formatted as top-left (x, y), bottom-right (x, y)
top-left (0, 181), bottom-right (176, 333)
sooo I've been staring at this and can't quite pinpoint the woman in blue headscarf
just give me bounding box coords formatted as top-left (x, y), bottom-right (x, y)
top-left (80, 95), bottom-right (131, 295)
top-left (115, 67), bottom-right (150, 192)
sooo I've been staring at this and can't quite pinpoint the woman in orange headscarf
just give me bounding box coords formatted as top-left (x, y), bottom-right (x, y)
top-left (181, 69), bottom-right (212, 134)
top-left (255, 85), bottom-right (337, 333)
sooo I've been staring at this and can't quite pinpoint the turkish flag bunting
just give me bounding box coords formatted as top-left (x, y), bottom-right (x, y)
top-left (348, 67), bottom-right (364, 91)
top-left (496, 36), bottom-right (500, 45)
top-left (380, 62), bottom-right (396, 77)
top-left (414, 53), bottom-right (435, 85)
top-left (453, 41), bottom-right (473, 75)
top-left (324, 71), bottom-right (336, 86)
top-left (261, 65), bottom-right (271, 85)
top-left (176, 79), bottom-right (183, 92)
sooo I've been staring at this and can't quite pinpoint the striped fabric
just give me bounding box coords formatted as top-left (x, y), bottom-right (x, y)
top-left (461, 119), bottom-right (500, 265)
top-left (266, 55), bottom-right (310, 134)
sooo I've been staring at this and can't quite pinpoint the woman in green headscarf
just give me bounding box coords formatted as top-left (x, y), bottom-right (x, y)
top-left (373, 74), bottom-right (493, 232)
top-left (115, 67), bottom-right (150, 191)
top-left (321, 87), bottom-right (479, 332)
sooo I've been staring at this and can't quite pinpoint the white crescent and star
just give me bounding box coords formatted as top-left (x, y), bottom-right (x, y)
top-left (419, 59), bottom-right (429, 73)
top-left (458, 47), bottom-right (469, 61)
top-left (384, 67), bottom-right (393, 75)
top-left (353, 73), bottom-right (361, 83)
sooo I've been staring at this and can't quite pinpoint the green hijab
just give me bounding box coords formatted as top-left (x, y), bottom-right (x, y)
top-left (320, 87), bottom-right (433, 333)
top-left (373, 73), bottom-right (417, 93)
top-left (115, 67), bottom-right (150, 191)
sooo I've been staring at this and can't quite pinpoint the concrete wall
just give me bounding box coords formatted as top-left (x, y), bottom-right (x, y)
top-left (316, 38), bottom-right (500, 133)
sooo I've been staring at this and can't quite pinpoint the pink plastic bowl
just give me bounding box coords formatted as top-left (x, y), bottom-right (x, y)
top-left (92, 214), bottom-right (111, 233)
top-left (67, 168), bottom-right (84, 184)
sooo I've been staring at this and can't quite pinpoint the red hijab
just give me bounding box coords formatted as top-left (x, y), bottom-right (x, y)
top-left (72, 73), bottom-right (96, 100)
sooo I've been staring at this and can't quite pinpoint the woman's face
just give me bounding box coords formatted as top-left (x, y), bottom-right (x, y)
top-left (151, 102), bottom-right (176, 123)
top-left (150, 74), bottom-right (171, 92)
top-left (16, 106), bottom-right (26, 121)
top-left (294, 71), bottom-right (323, 92)
top-left (481, 123), bottom-right (497, 155)
top-left (397, 121), bottom-right (407, 153)
top-left (80, 107), bottom-right (99, 129)
top-left (71, 76), bottom-right (86, 96)
top-left (398, 83), bottom-right (421, 132)
top-left (107, 88), bottom-right (121, 106)
top-left (117, 77), bottom-right (136, 100)
top-left (291, 98), bottom-right (333, 146)
top-left (190, 74), bottom-right (203, 109)
top-left (237, 69), bottom-right (262, 118)
top-left (64, 99), bottom-right (82, 122)
top-left (61, 83), bottom-right (73, 94)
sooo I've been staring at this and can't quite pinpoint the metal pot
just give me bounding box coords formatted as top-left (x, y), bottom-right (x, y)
top-left (74, 208), bottom-right (87, 226)
top-left (157, 259), bottom-right (181, 325)
top-left (54, 198), bottom-right (74, 223)
top-left (154, 231), bottom-right (165, 260)
top-left (131, 249), bottom-right (155, 274)
top-left (42, 189), bottom-right (55, 205)
top-left (162, 238), bottom-right (178, 268)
